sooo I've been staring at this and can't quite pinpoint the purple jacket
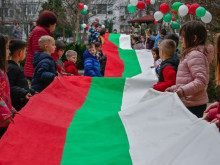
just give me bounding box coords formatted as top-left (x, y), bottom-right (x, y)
top-left (145, 38), bottom-right (154, 49)
top-left (133, 41), bottom-right (145, 50)
top-left (168, 45), bottom-right (214, 107)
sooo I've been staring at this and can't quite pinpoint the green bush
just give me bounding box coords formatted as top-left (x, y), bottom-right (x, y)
top-left (61, 42), bottom-right (86, 70)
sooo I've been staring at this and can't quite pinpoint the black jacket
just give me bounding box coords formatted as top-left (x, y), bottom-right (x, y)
top-left (7, 60), bottom-right (35, 111)
top-left (158, 58), bottom-right (179, 82)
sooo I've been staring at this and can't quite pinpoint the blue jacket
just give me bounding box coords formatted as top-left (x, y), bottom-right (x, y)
top-left (83, 50), bottom-right (103, 77)
top-left (31, 51), bottom-right (57, 92)
top-left (150, 33), bottom-right (164, 48)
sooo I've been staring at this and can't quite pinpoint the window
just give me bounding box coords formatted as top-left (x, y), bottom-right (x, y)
top-left (3, 8), bottom-right (8, 17)
top-left (120, 6), bottom-right (128, 15)
top-left (107, 5), bottom-right (113, 14)
top-left (96, 4), bottom-right (113, 15)
top-left (9, 9), bottom-right (14, 17)
top-left (97, 4), bottom-right (107, 14)
top-left (30, 4), bottom-right (37, 15)
top-left (120, 6), bottom-right (125, 15)
top-left (91, 4), bottom-right (97, 15)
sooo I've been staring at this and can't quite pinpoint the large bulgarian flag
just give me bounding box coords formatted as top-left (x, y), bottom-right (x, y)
top-left (0, 34), bottom-right (220, 165)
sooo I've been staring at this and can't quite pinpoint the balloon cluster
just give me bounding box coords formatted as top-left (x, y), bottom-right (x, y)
top-left (153, 2), bottom-right (212, 29)
top-left (78, 3), bottom-right (88, 15)
top-left (127, 0), bottom-right (157, 13)
top-left (80, 24), bottom-right (89, 30)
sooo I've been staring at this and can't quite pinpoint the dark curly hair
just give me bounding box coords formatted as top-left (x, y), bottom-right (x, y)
top-left (37, 10), bottom-right (57, 28)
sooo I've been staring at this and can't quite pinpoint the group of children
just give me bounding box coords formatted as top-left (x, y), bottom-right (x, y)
top-left (0, 27), bottom-right (108, 135)
top-left (0, 34), bottom-right (85, 138)
top-left (1, 19), bottom-right (220, 139)
top-left (151, 21), bottom-right (216, 123)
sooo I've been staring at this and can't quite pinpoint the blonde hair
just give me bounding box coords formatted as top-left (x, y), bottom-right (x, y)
top-left (159, 39), bottom-right (176, 58)
top-left (38, 35), bottom-right (54, 51)
top-left (66, 50), bottom-right (77, 58)
top-left (215, 33), bottom-right (220, 85)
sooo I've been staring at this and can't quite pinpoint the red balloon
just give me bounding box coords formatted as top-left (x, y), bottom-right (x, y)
top-left (160, 3), bottom-right (169, 14)
top-left (154, 21), bottom-right (158, 24)
top-left (78, 3), bottom-right (84, 9)
top-left (172, 16), bottom-right (176, 21)
top-left (189, 3), bottom-right (200, 15)
top-left (137, 1), bottom-right (146, 10)
top-left (172, 9), bottom-right (178, 15)
top-left (146, 0), bottom-right (151, 4)
top-left (85, 25), bottom-right (89, 30)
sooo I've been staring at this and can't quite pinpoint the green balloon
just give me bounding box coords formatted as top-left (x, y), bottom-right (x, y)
top-left (196, 7), bottom-right (206, 17)
top-left (80, 24), bottom-right (84, 29)
top-left (172, 2), bottom-right (183, 12)
top-left (163, 13), bottom-right (172, 22)
top-left (174, 14), bottom-right (179, 20)
top-left (172, 21), bottom-right (180, 29)
top-left (81, 9), bottom-right (87, 15)
top-left (127, 4), bottom-right (137, 13)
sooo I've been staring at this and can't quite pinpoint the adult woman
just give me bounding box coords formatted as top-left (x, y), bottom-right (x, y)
top-left (24, 10), bottom-right (57, 79)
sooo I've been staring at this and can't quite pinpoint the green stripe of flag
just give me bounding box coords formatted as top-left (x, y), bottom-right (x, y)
top-left (108, 33), bottom-right (120, 47)
top-left (118, 48), bottom-right (142, 78)
top-left (108, 34), bottom-right (142, 78)
top-left (61, 77), bottom-right (132, 165)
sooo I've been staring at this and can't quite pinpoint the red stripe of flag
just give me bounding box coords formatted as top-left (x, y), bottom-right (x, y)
top-left (0, 76), bottom-right (92, 165)
top-left (102, 33), bottom-right (124, 77)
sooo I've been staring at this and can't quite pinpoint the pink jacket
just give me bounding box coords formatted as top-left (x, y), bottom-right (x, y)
top-left (168, 45), bottom-right (214, 107)
top-left (0, 70), bottom-right (16, 127)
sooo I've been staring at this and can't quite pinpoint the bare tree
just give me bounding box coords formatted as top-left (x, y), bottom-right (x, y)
top-left (10, 0), bottom-right (42, 40)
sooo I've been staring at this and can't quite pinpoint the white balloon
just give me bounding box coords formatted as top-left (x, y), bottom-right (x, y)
top-left (178, 5), bottom-right (188, 17)
top-left (201, 11), bottom-right (212, 23)
top-left (151, 0), bottom-right (156, 5)
top-left (84, 5), bottom-right (88, 10)
top-left (130, 0), bottom-right (138, 6)
top-left (83, 24), bottom-right (86, 28)
top-left (102, 25), bottom-right (105, 28)
top-left (154, 11), bottom-right (163, 21)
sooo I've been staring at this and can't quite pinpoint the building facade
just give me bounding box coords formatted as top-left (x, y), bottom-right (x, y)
top-left (88, 0), bottom-right (147, 33)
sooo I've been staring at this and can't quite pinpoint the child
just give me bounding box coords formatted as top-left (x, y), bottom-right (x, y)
top-left (203, 33), bottom-right (220, 128)
top-left (91, 23), bottom-right (102, 44)
top-left (146, 29), bottom-right (166, 48)
top-left (55, 40), bottom-right (66, 72)
top-left (7, 39), bottom-right (35, 111)
top-left (83, 43), bottom-right (103, 77)
top-left (0, 34), bottom-right (17, 138)
top-left (145, 28), bottom-right (154, 49)
top-left (95, 42), bottom-right (107, 76)
top-left (64, 50), bottom-right (79, 76)
top-left (89, 22), bottom-right (96, 43)
top-left (140, 35), bottom-right (146, 49)
top-left (166, 21), bottom-right (214, 118)
top-left (31, 35), bottom-right (58, 92)
top-left (151, 47), bottom-right (162, 73)
top-left (131, 36), bottom-right (145, 50)
top-left (153, 39), bottom-right (179, 92)
top-left (165, 33), bottom-right (181, 59)
top-left (100, 29), bottom-right (106, 46)
top-left (113, 29), bottom-right (118, 34)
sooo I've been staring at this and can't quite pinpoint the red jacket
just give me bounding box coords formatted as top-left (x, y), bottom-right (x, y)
top-left (153, 66), bottom-right (176, 92)
top-left (208, 98), bottom-right (220, 121)
top-left (24, 26), bottom-right (57, 78)
top-left (64, 61), bottom-right (79, 75)
top-left (0, 70), bottom-right (16, 127)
